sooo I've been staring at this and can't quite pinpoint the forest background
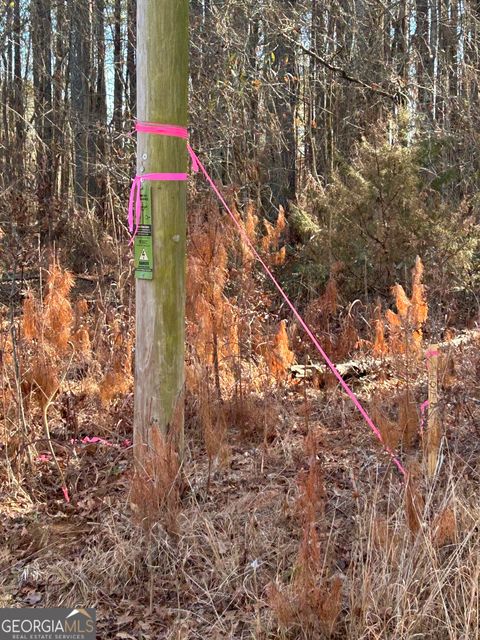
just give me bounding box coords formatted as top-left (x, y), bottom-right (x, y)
top-left (1, 0), bottom-right (479, 311)
top-left (1, 2), bottom-right (480, 638)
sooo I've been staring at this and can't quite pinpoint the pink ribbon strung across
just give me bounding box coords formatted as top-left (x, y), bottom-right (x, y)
top-left (131, 122), bottom-right (406, 477)
top-left (188, 145), bottom-right (406, 477)
top-left (128, 123), bottom-right (199, 244)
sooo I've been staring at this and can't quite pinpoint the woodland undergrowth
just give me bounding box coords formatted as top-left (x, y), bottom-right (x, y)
top-left (0, 194), bottom-right (479, 639)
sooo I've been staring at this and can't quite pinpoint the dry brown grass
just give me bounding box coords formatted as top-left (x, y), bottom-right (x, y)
top-left (131, 427), bottom-right (181, 534)
top-left (347, 467), bottom-right (479, 640)
top-left (99, 321), bottom-right (133, 406)
top-left (1, 371), bottom-right (478, 639)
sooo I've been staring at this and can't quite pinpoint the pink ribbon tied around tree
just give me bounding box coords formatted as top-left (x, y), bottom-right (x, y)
top-left (128, 122), bottom-right (199, 244)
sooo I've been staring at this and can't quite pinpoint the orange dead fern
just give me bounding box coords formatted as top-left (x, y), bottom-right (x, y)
top-left (383, 257), bottom-right (429, 355)
top-left (99, 322), bottom-right (133, 406)
top-left (43, 262), bottom-right (75, 352)
top-left (372, 304), bottom-right (388, 356)
top-left (432, 505), bottom-right (457, 547)
top-left (269, 429), bottom-right (341, 636)
top-left (22, 291), bottom-right (39, 341)
top-left (398, 391), bottom-right (419, 449)
top-left (72, 299), bottom-right (91, 355)
top-left (266, 320), bottom-right (295, 381)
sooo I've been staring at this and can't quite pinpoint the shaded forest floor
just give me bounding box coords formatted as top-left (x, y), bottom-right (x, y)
top-left (1, 331), bottom-right (479, 639)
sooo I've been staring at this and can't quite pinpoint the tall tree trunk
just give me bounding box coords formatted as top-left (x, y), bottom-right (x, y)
top-left (89, 0), bottom-right (107, 205)
top-left (31, 0), bottom-right (53, 235)
top-left (2, 2), bottom-right (13, 180)
top-left (306, 0), bottom-right (319, 178)
top-left (392, 0), bottom-right (409, 85)
top-left (13, 0), bottom-right (24, 179)
top-left (269, 0), bottom-right (298, 210)
top-left (70, 0), bottom-right (91, 207)
top-left (126, 0), bottom-right (136, 120)
top-left (53, 0), bottom-right (67, 199)
top-left (113, 0), bottom-right (123, 130)
top-left (430, 0), bottom-right (440, 120)
top-left (415, 0), bottom-right (431, 113)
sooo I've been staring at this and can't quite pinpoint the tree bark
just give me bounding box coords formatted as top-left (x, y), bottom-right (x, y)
top-left (89, 0), bottom-right (107, 205)
top-left (31, 0), bottom-right (53, 234)
top-left (126, 0), bottom-right (137, 120)
top-left (70, 0), bottom-right (91, 206)
top-left (415, 0), bottom-right (431, 112)
top-left (53, 0), bottom-right (67, 199)
top-left (113, 0), bottom-right (123, 131)
top-left (13, 0), bottom-right (24, 178)
top-left (269, 0), bottom-right (298, 210)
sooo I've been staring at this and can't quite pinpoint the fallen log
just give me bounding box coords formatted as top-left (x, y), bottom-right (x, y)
top-left (290, 329), bottom-right (479, 380)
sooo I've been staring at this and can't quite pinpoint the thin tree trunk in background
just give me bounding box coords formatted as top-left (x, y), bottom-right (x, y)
top-left (71, 0), bottom-right (91, 206)
top-left (392, 0), bottom-right (409, 84)
top-left (2, 2), bottom-right (13, 180)
top-left (306, 0), bottom-right (318, 177)
top-left (113, 0), bottom-right (123, 130)
top-left (416, 0), bottom-right (431, 113)
top-left (31, 0), bottom-right (53, 235)
top-left (53, 0), bottom-right (67, 199)
top-left (126, 0), bottom-right (136, 120)
top-left (270, 0), bottom-right (298, 210)
top-left (134, 0), bottom-right (188, 469)
top-left (13, 0), bottom-right (24, 180)
top-left (431, 0), bottom-right (440, 120)
top-left (89, 0), bottom-right (107, 205)
top-left (447, 0), bottom-right (459, 99)
top-left (246, 15), bottom-right (259, 158)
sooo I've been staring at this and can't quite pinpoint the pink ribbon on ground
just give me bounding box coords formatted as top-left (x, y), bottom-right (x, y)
top-left (130, 122), bottom-right (406, 477)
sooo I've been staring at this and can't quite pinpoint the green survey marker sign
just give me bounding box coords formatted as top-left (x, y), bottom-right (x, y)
top-left (134, 182), bottom-right (153, 280)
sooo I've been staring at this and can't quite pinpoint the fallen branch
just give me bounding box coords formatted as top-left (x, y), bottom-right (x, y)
top-left (292, 37), bottom-right (404, 103)
top-left (291, 330), bottom-right (479, 380)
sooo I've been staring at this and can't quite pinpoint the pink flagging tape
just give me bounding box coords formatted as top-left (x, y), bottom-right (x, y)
top-left (136, 122), bottom-right (189, 139)
top-left (130, 122), bottom-right (406, 477)
top-left (129, 172), bottom-right (188, 244)
top-left (128, 123), bottom-right (198, 243)
top-left (419, 400), bottom-right (429, 434)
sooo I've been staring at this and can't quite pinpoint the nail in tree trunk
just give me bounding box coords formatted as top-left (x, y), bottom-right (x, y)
top-left (134, 0), bottom-right (188, 471)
